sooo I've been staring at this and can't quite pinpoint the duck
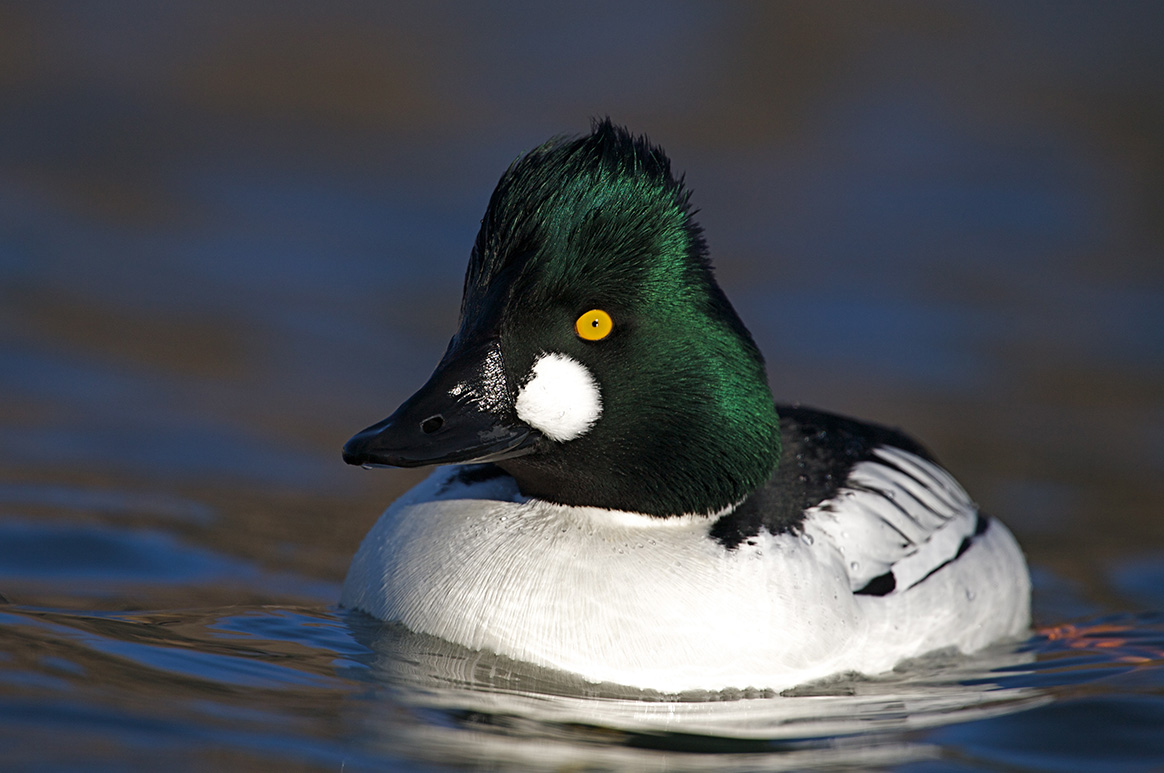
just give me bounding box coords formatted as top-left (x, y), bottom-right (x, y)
top-left (340, 120), bottom-right (1030, 693)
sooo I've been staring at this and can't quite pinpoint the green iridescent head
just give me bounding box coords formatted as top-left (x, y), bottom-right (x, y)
top-left (455, 120), bottom-right (781, 516)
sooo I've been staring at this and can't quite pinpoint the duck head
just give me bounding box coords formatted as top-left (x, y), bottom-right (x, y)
top-left (343, 120), bottom-right (780, 517)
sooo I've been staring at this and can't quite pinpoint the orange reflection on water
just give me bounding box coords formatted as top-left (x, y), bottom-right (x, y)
top-left (1039, 621), bottom-right (1164, 665)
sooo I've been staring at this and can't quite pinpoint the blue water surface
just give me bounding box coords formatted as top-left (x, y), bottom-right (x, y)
top-left (1, 3), bottom-right (1162, 771)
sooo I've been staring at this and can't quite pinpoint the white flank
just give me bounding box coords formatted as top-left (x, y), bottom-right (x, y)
top-left (342, 466), bottom-right (1031, 693)
top-left (515, 353), bottom-right (602, 441)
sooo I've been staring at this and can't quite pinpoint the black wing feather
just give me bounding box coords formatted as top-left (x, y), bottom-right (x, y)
top-left (711, 404), bottom-right (935, 549)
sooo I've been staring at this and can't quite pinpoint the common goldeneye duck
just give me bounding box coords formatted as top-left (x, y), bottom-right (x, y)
top-left (340, 120), bottom-right (1030, 693)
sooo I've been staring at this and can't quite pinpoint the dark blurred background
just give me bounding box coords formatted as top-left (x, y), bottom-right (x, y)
top-left (1, 2), bottom-right (1162, 616)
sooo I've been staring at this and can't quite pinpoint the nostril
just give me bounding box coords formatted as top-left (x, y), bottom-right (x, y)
top-left (421, 415), bottom-right (444, 434)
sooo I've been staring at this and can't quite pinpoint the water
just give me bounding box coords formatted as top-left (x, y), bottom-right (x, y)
top-left (2, 601), bottom-right (1162, 770)
top-left (2, 4), bottom-right (1163, 770)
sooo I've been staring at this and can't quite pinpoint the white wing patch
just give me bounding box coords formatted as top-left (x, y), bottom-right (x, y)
top-left (515, 353), bottom-right (602, 442)
top-left (807, 446), bottom-right (980, 593)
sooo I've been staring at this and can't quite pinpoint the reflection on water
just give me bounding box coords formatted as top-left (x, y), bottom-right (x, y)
top-left (2, 2), bottom-right (1163, 770)
top-left (1, 593), bottom-right (1162, 772)
top-left (351, 618), bottom-right (1048, 771)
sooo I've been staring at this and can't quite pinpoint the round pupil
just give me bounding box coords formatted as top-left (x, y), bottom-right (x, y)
top-left (576, 309), bottom-right (611, 341)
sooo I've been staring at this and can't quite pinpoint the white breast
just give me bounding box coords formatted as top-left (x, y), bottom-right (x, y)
top-left (342, 466), bottom-right (1029, 692)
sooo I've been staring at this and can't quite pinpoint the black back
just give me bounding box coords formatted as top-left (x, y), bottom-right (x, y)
top-left (710, 404), bottom-right (937, 549)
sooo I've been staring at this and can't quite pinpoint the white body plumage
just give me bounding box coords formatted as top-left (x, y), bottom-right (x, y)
top-left (342, 455), bottom-right (1029, 693)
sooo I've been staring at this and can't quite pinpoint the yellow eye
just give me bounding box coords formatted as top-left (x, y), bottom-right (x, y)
top-left (575, 309), bottom-right (613, 341)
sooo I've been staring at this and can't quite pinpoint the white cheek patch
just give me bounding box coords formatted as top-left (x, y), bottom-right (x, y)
top-left (515, 353), bottom-right (602, 442)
